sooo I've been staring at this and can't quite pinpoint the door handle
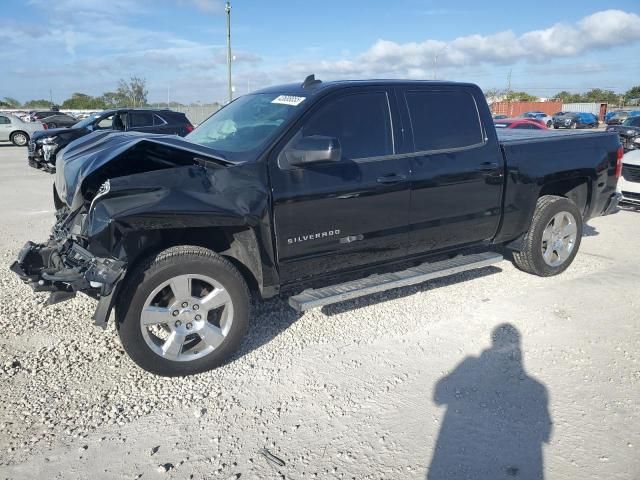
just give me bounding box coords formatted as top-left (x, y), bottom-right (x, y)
top-left (476, 162), bottom-right (500, 172)
top-left (376, 173), bottom-right (407, 184)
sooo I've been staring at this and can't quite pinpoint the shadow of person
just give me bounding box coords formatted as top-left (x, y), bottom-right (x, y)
top-left (427, 324), bottom-right (552, 480)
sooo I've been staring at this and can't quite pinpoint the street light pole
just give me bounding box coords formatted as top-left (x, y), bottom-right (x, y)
top-left (225, 1), bottom-right (232, 104)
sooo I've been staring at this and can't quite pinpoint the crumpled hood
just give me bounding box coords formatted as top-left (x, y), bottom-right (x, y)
top-left (55, 130), bottom-right (234, 207)
top-left (31, 126), bottom-right (87, 143)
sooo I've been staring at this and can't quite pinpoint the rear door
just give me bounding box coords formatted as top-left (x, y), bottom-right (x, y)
top-left (127, 111), bottom-right (155, 133)
top-left (269, 87), bottom-right (411, 284)
top-left (401, 87), bottom-right (504, 254)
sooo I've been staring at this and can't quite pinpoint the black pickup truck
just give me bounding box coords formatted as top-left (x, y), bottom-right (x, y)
top-left (11, 77), bottom-right (623, 376)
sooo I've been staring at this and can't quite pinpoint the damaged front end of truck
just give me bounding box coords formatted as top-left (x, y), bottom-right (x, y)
top-left (10, 197), bottom-right (126, 325)
top-left (10, 131), bottom-right (267, 328)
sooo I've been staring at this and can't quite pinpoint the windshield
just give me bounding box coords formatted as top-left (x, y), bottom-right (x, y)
top-left (73, 112), bottom-right (105, 129)
top-left (186, 93), bottom-right (305, 159)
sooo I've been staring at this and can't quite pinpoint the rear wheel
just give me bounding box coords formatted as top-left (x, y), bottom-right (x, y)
top-left (512, 195), bottom-right (582, 276)
top-left (11, 131), bottom-right (29, 146)
top-left (546, 120), bottom-right (552, 127)
top-left (116, 246), bottom-right (250, 376)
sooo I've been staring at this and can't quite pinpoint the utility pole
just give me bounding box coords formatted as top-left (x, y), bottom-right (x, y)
top-left (506, 69), bottom-right (512, 96)
top-left (49, 88), bottom-right (53, 105)
top-left (225, 1), bottom-right (232, 104)
top-left (167, 86), bottom-right (170, 108)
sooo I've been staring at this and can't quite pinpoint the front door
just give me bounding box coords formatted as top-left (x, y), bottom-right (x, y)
top-left (0, 115), bottom-right (12, 141)
top-left (269, 88), bottom-right (411, 285)
top-left (401, 87), bottom-right (504, 254)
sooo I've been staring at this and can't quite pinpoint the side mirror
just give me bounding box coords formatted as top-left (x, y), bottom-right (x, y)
top-left (634, 137), bottom-right (640, 145)
top-left (285, 135), bottom-right (341, 166)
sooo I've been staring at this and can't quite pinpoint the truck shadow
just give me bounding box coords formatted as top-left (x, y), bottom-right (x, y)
top-left (231, 265), bottom-right (502, 361)
top-left (582, 223), bottom-right (599, 237)
top-left (426, 323), bottom-right (552, 479)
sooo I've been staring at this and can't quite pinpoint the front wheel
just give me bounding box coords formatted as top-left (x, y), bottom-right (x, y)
top-left (116, 246), bottom-right (250, 376)
top-left (546, 120), bottom-right (552, 127)
top-left (512, 195), bottom-right (582, 276)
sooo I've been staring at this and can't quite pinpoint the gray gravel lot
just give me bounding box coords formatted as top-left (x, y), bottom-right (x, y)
top-left (0, 144), bottom-right (638, 479)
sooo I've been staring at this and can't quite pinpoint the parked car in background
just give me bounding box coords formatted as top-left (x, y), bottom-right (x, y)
top-left (494, 118), bottom-right (548, 129)
top-left (619, 148), bottom-right (640, 207)
top-left (553, 112), bottom-right (598, 129)
top-left (27, 110), bottom-right (60, 122)
top-left (41, 113), bottom-right (78, 129)
top-left (608, 116), bottom-right (640, 152)
top-left (521, 111), bottom-right (553, 127)
top-left (28, 108), bottom-right (194, 171)
top-left (0, 113), bottom-right (45, 146)
top-left (492, 114), bottom-right (508, 120)
top-left (606, 110), bottom-right (640, 125)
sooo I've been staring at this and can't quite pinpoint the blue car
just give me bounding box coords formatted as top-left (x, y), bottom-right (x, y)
top-left (553, 112), bottom-right (599, 129)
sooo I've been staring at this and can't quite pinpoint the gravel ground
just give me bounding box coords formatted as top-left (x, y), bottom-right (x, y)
top-left (0, 144), bottom-right (638, 479)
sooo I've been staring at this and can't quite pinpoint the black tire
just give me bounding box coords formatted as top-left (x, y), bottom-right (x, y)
top-left (53, 184), bottom-right (64, 210)
top-left (546, 120), bottom-right (552, 128)
top-left (116, 246), bottom-right (250, 376)
top-left (512, 195), bottom-right (583, 277)
top-left (553, 125), bottom-right (559, 129)
top-left (10, 131), bottom-right (29, 146)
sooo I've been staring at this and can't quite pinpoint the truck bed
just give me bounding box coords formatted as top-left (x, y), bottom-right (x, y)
top-left (496, 128), bottom-right (613, 145)
top-left (496, 128), bottom-right (613, 144)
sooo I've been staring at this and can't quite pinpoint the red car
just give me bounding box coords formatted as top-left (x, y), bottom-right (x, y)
top-left (494, 118), bottom-right (548, 130)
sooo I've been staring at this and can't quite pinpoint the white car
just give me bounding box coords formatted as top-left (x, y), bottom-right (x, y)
top-left (0, 113), bottom-right (45, 146)
top-left (521, 111), bottom-right (553, 128)
top-left (619, 147), bottom-right (640, 207)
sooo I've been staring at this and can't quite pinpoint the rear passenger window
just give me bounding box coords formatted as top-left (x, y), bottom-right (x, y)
top-left (298, 92), bottom-right (394, 160)
top-left (405, 90), bottom-right (484, 152)
top-left (129, 112), bottom-right (154, 127)
top-left (0, 116), bottom-right (10, 125)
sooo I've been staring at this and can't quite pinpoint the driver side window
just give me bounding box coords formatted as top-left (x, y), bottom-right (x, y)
top-left (291, 92), bottom-right (394, 161)
top-left (96, 115), bottom-right (114, 129)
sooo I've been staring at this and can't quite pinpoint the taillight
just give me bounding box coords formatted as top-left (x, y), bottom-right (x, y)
top-left (186, 124), bottom-right (194, 133)
top-left (43, 124), bottom-right (48, 130)
top-left (615, 145), bottom-right (623, 178)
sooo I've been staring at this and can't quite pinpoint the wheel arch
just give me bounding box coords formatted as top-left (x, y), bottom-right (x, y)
top-left (503, 176), bottom-right (590, 251)
top-left (120, 226), bottom-right (268, 297)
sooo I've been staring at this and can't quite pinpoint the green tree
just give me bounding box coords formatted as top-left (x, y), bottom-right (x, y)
top-left (61, 93), bottom-right (107, 109)
top-left (552, 91), bottom-right (583, 103)
top-left (624, 85), bottom-right (640, 105)
top-left (22, 99), bottom-right (53, 108)
top-left (100, 91), bottom-right (122, 108)
top-left (582, 89), bottom-right (618, 104)
top-left (116, 77), bottom-right (148, 107)
top-left (505, 91), bottom-right (538, 102)
top-left (1, 97), bottom-right (21, 108)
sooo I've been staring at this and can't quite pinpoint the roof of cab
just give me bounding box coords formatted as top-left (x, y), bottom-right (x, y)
top-left (252, 78), bottom-right (480, 97)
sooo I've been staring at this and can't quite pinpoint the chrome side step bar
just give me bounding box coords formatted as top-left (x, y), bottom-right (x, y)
top-left (288, 251), bottom-right (503, 312)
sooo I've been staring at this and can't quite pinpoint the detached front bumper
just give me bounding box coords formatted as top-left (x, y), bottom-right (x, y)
top-left (10, 237), bottom-right (126, 327)
top-left (602, 191), bottom-right (623, 215)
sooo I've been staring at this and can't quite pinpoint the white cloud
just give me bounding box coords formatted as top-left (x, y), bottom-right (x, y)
top-left (279, 9), bottom-right (640, 79)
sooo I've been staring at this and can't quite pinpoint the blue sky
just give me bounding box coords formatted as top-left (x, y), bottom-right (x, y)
top-left (2, 0), bottom-right (639, 104)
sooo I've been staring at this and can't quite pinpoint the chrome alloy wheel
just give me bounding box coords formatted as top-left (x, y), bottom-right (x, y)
top-left (541, 211), bottom-right (578, 267)
top-left (140, 274), bottom-right (234, 362)
top-left (12, 132), bottom-right (28, 146)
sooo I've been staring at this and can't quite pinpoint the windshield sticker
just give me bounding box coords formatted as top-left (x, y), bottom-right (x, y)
top-left (271, 95), bottom-right (306, 106)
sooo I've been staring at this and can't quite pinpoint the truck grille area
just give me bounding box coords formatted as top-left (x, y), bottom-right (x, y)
top-left (622, 164), bottom-right (640, 183)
